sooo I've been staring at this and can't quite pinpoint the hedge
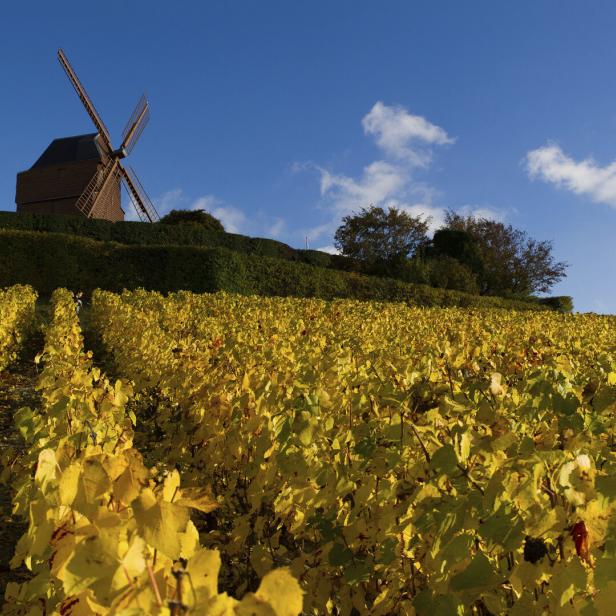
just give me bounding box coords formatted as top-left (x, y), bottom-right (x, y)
top-left (0, 213), bottom-right (574, 308)
top-left (536, 295), bottom-right (574, 313)
top-left (0, 211), bottom-right (353, 270)
top-left (0, 229), bottom-right (561, 311)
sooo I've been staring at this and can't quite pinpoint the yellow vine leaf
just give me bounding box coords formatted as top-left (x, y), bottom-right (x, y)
top-left (111, 536), bottom-right (147, 592)
top-left (253, 568), bottom-right (304, 616)
top-left (187, 548), bottom-right (222, 597)
top-left (162, 468), bottom-right (181, 502)
top-left (62, 535), bottom-right (117, 599)
top-left (132, 487), bottom-right (190, 559)
top-left (180, 519), bottom-right (200, 559)
top-left (59, 462), bottom-right (81, 506)
top-left (113, 451), bottom-right (149, 505)
top-left (35, 449), bottom-right (57, 495)
top-left (176, 486), bottom-right (218, 513)
top-left (489, 372), bottom-right (504, 396)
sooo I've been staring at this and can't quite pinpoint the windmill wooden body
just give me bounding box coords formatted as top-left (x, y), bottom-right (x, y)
top-left (15, 49), bottom-right (159, 223)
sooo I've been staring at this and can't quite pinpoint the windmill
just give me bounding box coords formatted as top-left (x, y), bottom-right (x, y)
top-left (15, 49), bottom-right (159, 223)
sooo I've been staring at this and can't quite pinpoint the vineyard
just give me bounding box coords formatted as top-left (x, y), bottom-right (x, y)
top-left (1, 285), bottom-right (616, 614)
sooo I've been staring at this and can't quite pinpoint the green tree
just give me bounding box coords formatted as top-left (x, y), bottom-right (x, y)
top-left (334, 206), bottom-right (430, 266)
top-left (430, 228), bottom-right (484, 275)
top-left (160, 209), bottom-right (225, 232)
top-left (442, 211), bottom-right (567, 296)
top-left (427, 255), bottom-right (480, 294)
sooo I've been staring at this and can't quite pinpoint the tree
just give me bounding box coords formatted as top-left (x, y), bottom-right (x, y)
top-left (160, 209), bottom-right (225, 232)
top-left (334, 206), bottom-right (430, 265)
top-left (430, 228), bottom-right (484, 275)
top-left (427, 255), bottom-right (480, 294)
top-left (441, 211), bottom-right (568, 295)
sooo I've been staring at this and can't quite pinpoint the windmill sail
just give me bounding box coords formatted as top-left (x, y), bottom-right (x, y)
top-left (44, 49), bottom-right (160, 223)
top-left (57, 49), bottom-right (113, 153)
top-left (74, 158), bottom-right (121, 217)
top-left (120, 95), bottom-right (150, 155)
top-left (120, 165), bottom-right (160, 223)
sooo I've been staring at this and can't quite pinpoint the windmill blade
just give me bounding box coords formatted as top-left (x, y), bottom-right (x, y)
top-left (120, 95), bottom-right (150, 155)
top-left (119, 163), bottom-right (160, 223)
top-left (57, 48), bottom-right (113, 152)
top-left (75, 159), bottom-right (119, 217)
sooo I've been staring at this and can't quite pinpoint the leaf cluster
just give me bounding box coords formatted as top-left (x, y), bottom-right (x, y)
top-left (159, 209), bottom-right (225, 232)
top-left (3, 288), bottom-right (302, 616)
top-left (334, 206), bottom-right (430, 264)
top-left (0, 285), bottom-right (37, 371)
top-left (90, 289), bottom-right (616, 614)
top-left (441, 211), bottom-right (568, 296)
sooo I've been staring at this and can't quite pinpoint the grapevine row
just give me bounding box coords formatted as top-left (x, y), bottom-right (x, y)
top-left (0, 285), bottom-right (37, 372)
top-left (91, 289), bottom-right (616, 615)
top-left (3, 289), bottom-right (302, 616)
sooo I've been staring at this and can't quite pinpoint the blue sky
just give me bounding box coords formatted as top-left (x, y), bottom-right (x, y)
top-left (2, 1), bottom-right (616, 312)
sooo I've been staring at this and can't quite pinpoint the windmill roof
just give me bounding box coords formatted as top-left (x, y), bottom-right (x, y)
top-left (32, 133), bottom-right (102, 168)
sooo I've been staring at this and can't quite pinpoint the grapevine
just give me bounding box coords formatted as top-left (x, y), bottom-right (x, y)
top-left (89, 289), bottom-right (616, 614)
top-left (0, 285), bottom-right (37, 372)
top-left (3, 289), bottom-right (303, 616)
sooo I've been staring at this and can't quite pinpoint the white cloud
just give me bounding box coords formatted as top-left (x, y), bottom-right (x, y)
top-left (157, 188), bottom-right (183, 214)
top-left (190, 194), bottom-right (222, 212)
top-left (151, 190), bottom-right (291, 237)
top-left (209, 206), bottom-right (247, 234)
top-left (149, 189), bottom-right (248, 233)
top-left (296, 102), bottom-right (460, 245)
top-left (362, 101), bottom-right (454, 165)
top-left (148, 187), bottom-right (185, 221)
top-left (299, 103), bottom-right (510, 248)
top-left (190, 196), bottom-right (247, 234)
top-left (268, 217), bottom-right (285, 238)
top-left (398, 203), bottom-right (447, 233)
top-left (303, 103), bottom-right (453, 243)
top-left (304, 161), bottom-right (410, 241)
top-left (457, 204), bottom-right (506, 222)
top-left (305, 160), bottom-right (447, 240)
top-left (527, 143), bottom-right (616, 208)
top-left (315, 245), bottom-right (340, 255)
top-left (318, 160), bottom-right (408, 215)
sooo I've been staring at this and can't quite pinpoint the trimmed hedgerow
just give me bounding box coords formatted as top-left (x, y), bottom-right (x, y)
top-left (0, 229), bottom-right (562, 311)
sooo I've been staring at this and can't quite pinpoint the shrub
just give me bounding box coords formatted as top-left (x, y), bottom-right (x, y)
top-left (159, 208), bottom-right (225, 231)
top-left (0, 229), bottom-right (553, 311)
top-left (0, 212), bottom-right (301, 260)
top-left (368, 255), bottom-right (431, 285)
top-left (537, 295), bottom-right (574, 313)
top-left (427, 256), bottom-right (480, 295)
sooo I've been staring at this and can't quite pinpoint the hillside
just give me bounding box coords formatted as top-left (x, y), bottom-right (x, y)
top-left (0, 211), bottom-right (351, 270)
top-left (1, 285), bottom-right (613, 613)
top-left (0, 227), bottom-right (564, 311)
top-left (0, 212), bottom-right (573, 311)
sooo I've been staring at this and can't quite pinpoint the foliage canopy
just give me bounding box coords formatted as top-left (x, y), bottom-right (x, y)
top-left (334, 205), bottom-right (429, 264)
top-left (160, 208), bottom-right (225, 232)
top-left (441, 210), bottom-right (568, 296)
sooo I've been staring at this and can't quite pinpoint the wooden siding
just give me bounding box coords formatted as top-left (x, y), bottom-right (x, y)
top-left (16, 159), bottom-right (100, 204)
top-left (89, 176), bottom-right (124, 222)
top-left (15, 159), bottom-right (124, 222)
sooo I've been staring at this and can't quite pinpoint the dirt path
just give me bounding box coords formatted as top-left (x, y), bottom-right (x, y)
top-left (0, 332), bottom-right (43, 604)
